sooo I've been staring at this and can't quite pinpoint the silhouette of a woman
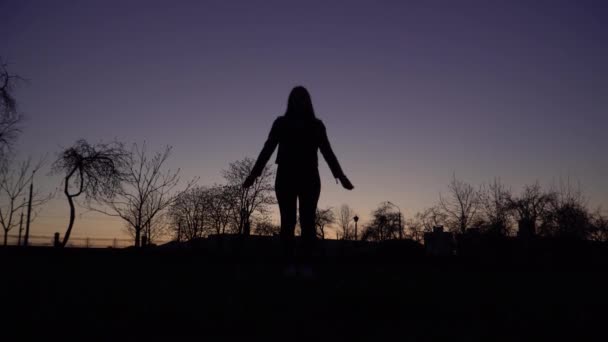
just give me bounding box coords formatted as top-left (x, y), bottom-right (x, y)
top-left (243, 86), bottom-right (353, 264)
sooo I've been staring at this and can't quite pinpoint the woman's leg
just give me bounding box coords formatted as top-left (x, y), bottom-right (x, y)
top-left (298, 169), bottom-right (321, 260)
top-left (275, 167), bottom-right (298, 261)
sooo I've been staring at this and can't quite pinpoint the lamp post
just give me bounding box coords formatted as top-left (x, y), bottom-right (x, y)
top-left (24, 171), bottom-right (34, 247)
top-left (387, 201), bottom-right (403, 240)
top-left (17, 210), bottom-right (24, 246)
top-left (353, 215), bottom-right (359, 241)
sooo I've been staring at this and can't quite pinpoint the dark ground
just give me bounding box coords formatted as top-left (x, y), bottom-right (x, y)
top-left (1, 238), bottom-right (607, 341)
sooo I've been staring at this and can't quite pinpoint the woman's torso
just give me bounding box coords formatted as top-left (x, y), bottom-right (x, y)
top-left (274, 116), bottom-right (323, 170)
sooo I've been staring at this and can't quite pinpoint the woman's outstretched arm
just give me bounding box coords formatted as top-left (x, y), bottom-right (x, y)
top-left (319, 121), bottom-right (354, 190)
top-left (244, 118), bottom-right (281, 188)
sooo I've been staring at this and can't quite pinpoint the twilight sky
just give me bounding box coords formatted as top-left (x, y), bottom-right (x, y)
top-left (1, 0), bottom-right (607, 240)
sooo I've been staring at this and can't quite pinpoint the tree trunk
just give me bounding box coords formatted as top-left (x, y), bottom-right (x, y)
top-left (61, 168), bottom-right (80, 248)
top-left (3, 230), bottom-right (7, 246)
top-left (62, 194), bottom-right (76, 247)
top-left (134, 226), bottom-right (141, 247)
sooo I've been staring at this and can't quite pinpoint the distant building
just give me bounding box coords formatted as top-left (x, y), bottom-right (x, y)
top-left (423, 226), bottom-right (454, 256)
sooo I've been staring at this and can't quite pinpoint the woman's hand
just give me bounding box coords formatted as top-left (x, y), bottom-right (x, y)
top-left (339, 175), bottom-right (354, 190)
top-left (243, 175), bottom-right (256, 189)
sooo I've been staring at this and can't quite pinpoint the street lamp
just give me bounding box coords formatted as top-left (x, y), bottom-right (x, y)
top-left (387, 201), bottom-right (403, 240)
top-left (353, 215), bottom-right (359, 241)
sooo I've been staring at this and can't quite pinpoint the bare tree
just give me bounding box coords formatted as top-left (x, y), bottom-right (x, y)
top-left (206, 184), bottom-right (234, 235)
top-left (53, 140), bottom-right (127, 247)
top-left (315, 207), bottom-right (335, 239)
top-left (253, 218), bottom-right (280, 236)
top-left (404, 217), bottom-right (425, 242)
top-left (439, 174), bottom-right (481, 234)
top-left (540, 179), bottom-right (590, 239)
top-left (415, 206), bottom-right (447, 232)
top-left (479, 178), bottom-right (513, 236)
top-left (222, 157), bottom-right (275, 235)
top-left (140, 206), bottom-right (171, 245)
top-left (407, 206), bottom-right (445, 242)
top-left (336, 204), bottom-right (355, 240)
top-left (169, 186), bottom-right (212, 241)
top-left (589, 209), bottom-right (608, 242)
top-left (91, 144), bottom-right (194, 247)
top-left (0, 59), bottom-right (24, 163)
top-left (508, 182), bottom-right (552, 238)
top-left (361, 202), bottom-right (401, 241)
top-left (121, 190), bottom-right (174, 246)
top-left (0, 158), bottom-right (50, 245)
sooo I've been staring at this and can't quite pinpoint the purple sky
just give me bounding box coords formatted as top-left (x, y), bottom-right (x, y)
top-left (2, 0), bottom-right (607, 240)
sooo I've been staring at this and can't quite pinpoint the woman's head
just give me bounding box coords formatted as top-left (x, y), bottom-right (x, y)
top-left (285, 86), bottom-right (315, 119)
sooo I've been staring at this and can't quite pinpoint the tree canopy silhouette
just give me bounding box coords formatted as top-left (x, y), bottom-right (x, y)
top-left (223, 157), bottom-right (275, 235)
top-left (89, 143), bottom-right (195, 247)
top-left (439, 174), bottom-right (481, 234)
top-left (361, 202), bottom-right (402, 241)
top-left (0, 58), bottom-right (24, 164)
top-left (53, 140), bottom-right (127, 247)
top-left (0, 158), bottom-right (50, 245)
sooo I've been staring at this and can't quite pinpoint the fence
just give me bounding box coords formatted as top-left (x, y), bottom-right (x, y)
top-left (3, 234), bottom-right (172, 248)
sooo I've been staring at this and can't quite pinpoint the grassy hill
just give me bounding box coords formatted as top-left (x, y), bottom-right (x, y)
top-left (1, 237), bottom-right (606, 340)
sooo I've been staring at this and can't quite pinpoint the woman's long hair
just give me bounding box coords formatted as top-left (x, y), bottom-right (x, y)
top-left (285, 86), bottom-right (316, 119)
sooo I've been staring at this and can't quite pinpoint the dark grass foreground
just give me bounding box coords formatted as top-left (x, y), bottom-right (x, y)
top-left (1, 237), bottom-right (607, 341)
